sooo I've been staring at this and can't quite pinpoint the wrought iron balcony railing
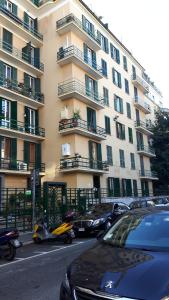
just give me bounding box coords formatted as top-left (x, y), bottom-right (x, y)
top-left (59, 118), bottom-right (106, 138)
top-left (57, 45), bottom-right (102, 75)
top-left (0, 39), bottom-right (44, 71)
top-left (0, 3), bottom-right (43, 40)
top-left (137, 144), bottom-right (155, 155)
top-left (134, 96), bottom-right (151, 112)
top-left (131, 74), bottom-right (149, 92)
top-left (58, 79), bottom-right (104, 105)
top-left (135, 120), bottom-right (153, 131)
top-left (139, 170), bottom-right (158, 178)
top-left (0, 119), bottom-right (45, 137)
top-left (0, 158), bottom-right (45, 172)
top-left (56, 14), bottom-right (101, 46)
top-left (0, 76), bottom-right (44, 103)
top-left (60, 156), bottom-right (109, 171)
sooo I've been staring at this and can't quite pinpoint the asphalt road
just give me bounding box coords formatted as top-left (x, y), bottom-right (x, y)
top-left (0, 238), bottom-right (95, 300)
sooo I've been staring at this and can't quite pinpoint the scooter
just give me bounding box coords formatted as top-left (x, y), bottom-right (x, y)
top-left (0, 228), bottom-right (22, 261)
top-left (33, 218), bottom-right (75, 244)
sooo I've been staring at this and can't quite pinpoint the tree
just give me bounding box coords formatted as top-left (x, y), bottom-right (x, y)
top-left (151, 110), bottom-right (169, 193)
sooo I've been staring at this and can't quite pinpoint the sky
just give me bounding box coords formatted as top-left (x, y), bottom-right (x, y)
top-left (83, 0), bottom-right (169, 108)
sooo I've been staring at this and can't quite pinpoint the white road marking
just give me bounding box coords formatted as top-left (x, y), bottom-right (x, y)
top-left (0, 241), bottom-right (91, 268)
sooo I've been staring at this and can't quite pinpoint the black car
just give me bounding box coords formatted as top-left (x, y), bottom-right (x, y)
top-left (60, 207), bottom-right (169, 300)
top-left (73, 202), bottom-right (130, 236)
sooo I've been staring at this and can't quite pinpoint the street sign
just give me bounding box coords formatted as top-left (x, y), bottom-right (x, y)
top-left (25, 190), bottom-right (32, 196)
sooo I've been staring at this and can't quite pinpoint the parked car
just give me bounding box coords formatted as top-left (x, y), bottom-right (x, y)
top-left (153, 197), bottom-right (169, 207)
top-left (73, 202), bottom-right (130, 236)
top-left (60, 207), bottom-right (169, 300)
top-left (129, 199), bottom-right (155, 209)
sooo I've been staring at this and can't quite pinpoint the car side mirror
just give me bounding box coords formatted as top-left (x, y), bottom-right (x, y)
top-left (96, 230), bottom-right (105, 240)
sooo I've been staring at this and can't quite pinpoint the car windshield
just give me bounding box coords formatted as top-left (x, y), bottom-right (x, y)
top-left (103, 211), bottom-right (169, 251)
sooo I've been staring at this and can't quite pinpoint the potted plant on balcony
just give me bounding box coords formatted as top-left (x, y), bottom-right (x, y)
top-left (72, 110), bottom-right (81, 127)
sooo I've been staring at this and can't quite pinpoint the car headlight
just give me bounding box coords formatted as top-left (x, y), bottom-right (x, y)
top-left (93, 218), bottom-right (105, 226)
top-left (64, 273), bottom-right (70, 290)
top-left (161, 297), bottom-right (169, 300)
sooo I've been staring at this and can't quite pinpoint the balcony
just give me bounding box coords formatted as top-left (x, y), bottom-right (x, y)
top-left (0, 3), bottom-right (43, 46)
top-left (137, 145), bottom-right (156, 158)
top-left (60, 156), bottom-right (109, 174)
top-left (56, 14), bottom-right (101, 51)
top-left (0, 119), bottom-right (45, 141)
top-left (133, 97), bottom-right (151, 114)
top-left (0, 158), bottom-right (45, 174)
top-left (59, 118), bottom-right (106, 141)
top-left (0, 76), bottom-right (44, 108)
top-left (58, 79), bottom-right (104, 110)
top-left (139, 170), bottom-right (158, 180)
top-left (57, 46), bottom-right (103, 80)
top-left (135, 120), bottom-right (153, 135)
top-left (0, 40), bottom-right (44, 76)
top-left (131, 74), bottom-right (149, 93)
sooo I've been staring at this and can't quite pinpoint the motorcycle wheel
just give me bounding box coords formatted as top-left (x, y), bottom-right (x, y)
top-left (33, 237), bottom-right (42, 244)
top-left (5, 244), bottom-right (16, 261)
top-left (63, 234), bottom-right (72, 245)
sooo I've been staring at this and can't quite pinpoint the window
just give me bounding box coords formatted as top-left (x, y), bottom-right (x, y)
top-left (132, 65), bottom-right (136, 78)
top-left (28, 15), bottom-right (35, 30)
top-left (82, 15), bottom-right (95, 38)
top-left (4, 64), bottom-right (12, 80)
top-left (103, 87), bottom-right (109, 106)
top-left (112, 68), bottom-right (122, 88)
top-left (1, 99), bottom-right (11, 128)
top-left (133, 180), bottom-right (138, 196)
top-left (119, 149), bottom-right (125, 168)
top-left (125, 79), bottom-right (129, 94)
top-left (123, 56), bottom-right (128, 71)
top-left (130, 153), bottom-right (136, 170)
top-left (126, 102), bottom-right (131, 118)
top-left (3, 29), bottom-right (12, 53)
top-left (87, 107), bottom-right (96, 132)
top-left (25, 108), bottom-right (36, 134)
top-left (85, 75), bottom-right (98, 100)
top-left (1, 137), bottom-right (11, 159)
top-left (101, 59), bottom-right (107, 77)
top-left (100, 34), bottom-right (109, 53)
top-left (4, 0), bottom-right (12, 12)
top-left (114, 95), bottom-right (123, 113)
top-left (106, 146), bottom-right (113, 165)
top-left (110, 43), bottom-right (120, 64)
top-left (116, 122), bottom-right (125, 140)
top-left (84, 44), bottom-right (96, 69)
top-left (134, 86), bottom-right (138, 100)
top-left (128, 127), bottom-right (133, 143)
top-left (105, 116), bottom-right (111, 134)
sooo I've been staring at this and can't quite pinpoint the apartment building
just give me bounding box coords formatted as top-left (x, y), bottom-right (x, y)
top-left (0, 0), bottom-right (163, 197)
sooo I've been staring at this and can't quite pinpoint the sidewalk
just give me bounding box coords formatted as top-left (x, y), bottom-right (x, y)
top-left (19, 232), bottom-right (33, 246)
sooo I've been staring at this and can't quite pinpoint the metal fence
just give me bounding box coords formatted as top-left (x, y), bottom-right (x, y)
top-left (0, 187), bottom-right (168, 232)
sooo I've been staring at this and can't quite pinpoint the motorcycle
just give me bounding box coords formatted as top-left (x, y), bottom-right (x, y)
top-left (33, 218), bottom-right (75, 245)
top-left (0, 228), bottom-right (22, 261)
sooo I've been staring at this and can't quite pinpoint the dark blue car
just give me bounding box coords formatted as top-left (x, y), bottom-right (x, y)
top-left (60, 207), bottom-right (169, 300)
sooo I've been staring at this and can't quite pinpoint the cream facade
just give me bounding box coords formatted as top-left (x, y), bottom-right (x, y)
top-left (0, 0), bottom-right (163, 197)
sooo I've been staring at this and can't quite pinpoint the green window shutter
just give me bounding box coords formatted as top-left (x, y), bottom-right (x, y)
top-left (107, 178), bottom-right (114, 196)
top-left (82, 15), bottom-right (86, 29)
top-left (3, 29), bottom-right (12, 52)
top-left (12, 3), bottom-right (17, 16)
top-left (126, 179), bottom-right (132, 196)
top-left (133, 180), bottom-right (138, 197)
top-left (92, 51), bottom-right (97, 69)
top-left (35, 78), bottom-right (40, 93)
top-left (112, 68), bottom-right (115, 84)
top-left (0, 61), bottom-right (4, 80)
top-left (128, 127), bottom-right (133, 143)
top-left (113, 178), bottom-right (120, 197)
top-left (105, 116), bottom-right (110, 134)
top-left (116, 49), bottom-right (120, 64)
top-left (97, 30), bottom-right (101, 45)
top-left (34, 18), bottom-right (38, 31)
top-left (97, 143), bottom-right (102, 169)
top-left (24, 141), bottom-right (30, 163)
top-left (10, 138), bottom-right (17, 162)
top-left (24, 106), bottom-right (30, 132)
top-left (83, 43), bottom-right (88, 63)
top-left (11, 101), bottom-right (17, 129)
top-left (24, 73), bottom-right (30, 88)
top-left (22, 43), bottom-right (32, 64)
top-left (114, 96), bottom-right (117, 111)
top-left (11, 67), bottom-right (17, 87)
top-left (35, 110), bottom-right (39, 135)
top-left (0, 0), bottom-right (5, 6)
top-left (85, 75), bottom-right (90, 96)
top-left (35, 143), bottom-right (41, 169)
top-left (106, 146), bottom-right (113, 165)
top-left (120, 98), bottom-right (123, 113)
top-left (103, 87), bottom-right (109, 106)
top-left (93, 80), bottom-right (98, 101)
top-left (24, 12), bottom-right (29, 28)
top-left (105, 38), bottom-right (109, 54)
top-left (34, 48), bottom-right (40, 68)
top-left (118, 73), bottom-right (122, 88)
top-left (88, 140), bottom-right (93, 168)
top-left (122, 125), bottom-right (125, 140)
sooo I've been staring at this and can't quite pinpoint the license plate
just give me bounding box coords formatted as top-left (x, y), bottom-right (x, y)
top-left (13, 239), bottom-right (21, 247)
top-left (79, 228), bottom-right (85, 232)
